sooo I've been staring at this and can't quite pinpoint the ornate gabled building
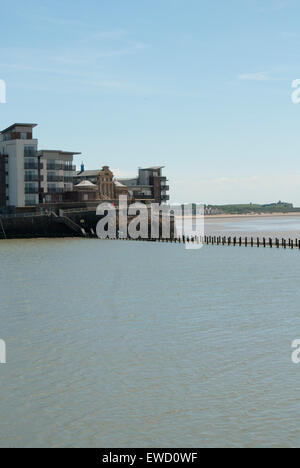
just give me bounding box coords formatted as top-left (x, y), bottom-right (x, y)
top-left (74, 165), bottom-right (123, 201)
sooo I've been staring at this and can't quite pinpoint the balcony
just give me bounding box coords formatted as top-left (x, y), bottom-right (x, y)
top-left (47, 164), bottom-right (63, 171)
top-left (47, 176), bottom-right (64, 182)
top-left (25, 187), bottom-right (39, 194)
top-left (24, 148), bottom-right (37, 157)
top-left (24, 162), bottom-right (38, 170)
top-left (134, 194), bottom-right (154, 200)
top-left (161, 185), bottom-right (169, 191)
top-left (24, 175), bottom-right (43, 182)
top-left (47, 188), bottom-right (64, 194)
top-left (63, 165), bottom-right (76, 172)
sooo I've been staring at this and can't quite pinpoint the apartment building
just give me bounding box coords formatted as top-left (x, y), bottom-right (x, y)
top-left (39, 150), bottom-right (79, 204)
top-left (0, 123), bottom-right (80, 208)
top-left (117, 166), bottom-right (169, 203)
top-left (0, 123), bottom-right (39, 207)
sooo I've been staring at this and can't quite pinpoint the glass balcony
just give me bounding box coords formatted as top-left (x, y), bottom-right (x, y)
top-left (25, 187), bottom-right (39, 194)
top-left (47, 188), bottom-right (64, 194)
top-left (24, 147), bottom-right (37, 157)
top-left (24, 175), bottom-right (43, 182)
top-left (47, 164), bottom-right (63, 171)
top-left (47, 175), bottom-right (64, 182)
top-left (24, 162), bottom-right (38, 170)
top-left (63, 165), bottom-right (76, 172)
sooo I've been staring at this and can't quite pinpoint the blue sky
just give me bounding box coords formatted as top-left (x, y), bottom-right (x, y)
top-left (1, 0), bottom-right (300, 204)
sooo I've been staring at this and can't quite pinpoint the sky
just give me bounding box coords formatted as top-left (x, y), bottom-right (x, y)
top-left (1, 0), bottom-right (300, 204)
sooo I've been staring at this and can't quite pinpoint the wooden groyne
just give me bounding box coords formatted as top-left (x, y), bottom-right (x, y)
top-left (111, 235), bottom-right (300, 250)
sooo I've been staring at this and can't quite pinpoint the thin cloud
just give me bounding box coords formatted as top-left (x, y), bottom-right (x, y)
top-left (91, 30), bottom-right (128, 40)
top-left (37, 15), bottom-right (86, 27)
top-left (238, 72), bottom-right (271, 82)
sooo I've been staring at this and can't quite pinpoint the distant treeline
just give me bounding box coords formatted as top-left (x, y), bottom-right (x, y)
top-left (206, 202), bottom-right (300, 215)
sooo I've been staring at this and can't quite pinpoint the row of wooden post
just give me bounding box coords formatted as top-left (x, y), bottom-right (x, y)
top-left (111, 235), bottom-right (300, 249)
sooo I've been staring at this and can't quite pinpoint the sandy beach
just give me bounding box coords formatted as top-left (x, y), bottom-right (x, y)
top-left (205, 212), bottom-right (300, 219)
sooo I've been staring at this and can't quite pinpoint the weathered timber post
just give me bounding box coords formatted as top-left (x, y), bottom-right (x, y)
top-left (263, 238), bottom-right (266, 248)
top-left (245, 237), bottom-right (248, 247)
top-left (257, 238), bottom-right (260, 247)
top-left (269, 238), bottom-right (272, 248)
top-left (233, 237), bottom-right (236, 246)
top-left (251, 237), bottom-right (254, 247)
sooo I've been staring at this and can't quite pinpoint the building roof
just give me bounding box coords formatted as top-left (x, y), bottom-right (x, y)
top-left (114, 181), bottom-right (128, 188)
top-left (76, 170), bottom-right (100, 177)
top-left (141, 166), bottom-right (165, 171)
top-left (0, 123), bottom-right (37, 134)
top-left (75, 180), bottom-right (98, 188)
top-left (40, 150), bottom-right (81, 155)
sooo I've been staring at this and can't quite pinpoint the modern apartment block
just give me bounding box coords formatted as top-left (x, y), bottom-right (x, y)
top-left (0, 123), bottom-right (79, 208)
top-left (39, 150), bottom-right (78, 204)
top-left (117, 166), bottom-right (169, 203)
top-left (0, 124), bottom-right (39, 207)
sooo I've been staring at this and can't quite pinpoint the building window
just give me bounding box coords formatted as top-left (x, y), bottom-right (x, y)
top-left (25, 194), bottom-right (38, 206)
top-left (24, 146), bottom-right (37, 157)
top-left (20, 133), bottom-right (27, 140)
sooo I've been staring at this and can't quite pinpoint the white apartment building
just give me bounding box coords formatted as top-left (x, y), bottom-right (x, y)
top-left (0, 123), bottom-right (80, 208)
top-left (0, 123), bottom-right (39, 207)
top-left (39, 150), bottom-right (78, 203)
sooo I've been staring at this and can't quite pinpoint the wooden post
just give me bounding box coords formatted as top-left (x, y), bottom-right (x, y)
top-left (257, 238), bottom-right (260, 247)
top-left (251, 237), bottom-right (254, 247)
top-left (245, 237), bottom-right (248, 247)
top-left (239, 237), bottom-right (242, 246)
top-left (269, 238), bottom-right (272, 248)
top-left (263, 238), bottom-right (266, 248)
